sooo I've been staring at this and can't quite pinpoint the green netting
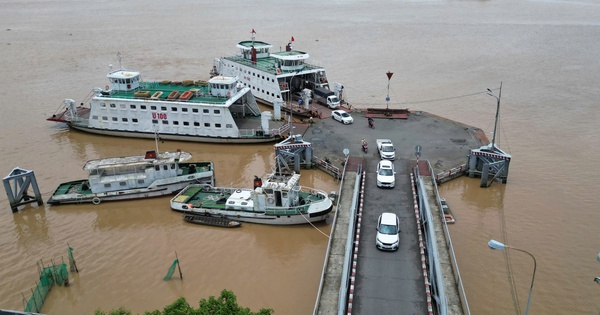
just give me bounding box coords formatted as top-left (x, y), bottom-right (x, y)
top-left (25, 263), bottom-right (68, 312)
top-left (163, 259), bottom-right (179, 280)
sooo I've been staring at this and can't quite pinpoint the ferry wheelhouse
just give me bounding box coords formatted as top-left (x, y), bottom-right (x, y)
top-left (213, 32), bottom-right (344, 116)
top-left (48, 59), bottom-right (290, 143)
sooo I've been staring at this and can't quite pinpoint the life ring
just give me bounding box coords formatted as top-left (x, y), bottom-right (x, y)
top-left (235, 189), bottom-right (242, 193)
top-left (92, 197), bottom-right (101, 205)
top-left (281, 83), bottom-right (287, 90)
top-left (267, 197), bottom-right (274, 204)
top-left (276, 68), bottom-right (281, 74)
top-left (105, 85), bottom-right (109, 90)
top-left (227, 91), bottom-right (231, 98)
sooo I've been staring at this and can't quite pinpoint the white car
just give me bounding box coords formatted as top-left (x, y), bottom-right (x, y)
top-left (376, 212), bottom-right (400, 251)
top-left (376, 160), bottom-right (396, 188)
top-left (331, 110), bottom-right (354, 124)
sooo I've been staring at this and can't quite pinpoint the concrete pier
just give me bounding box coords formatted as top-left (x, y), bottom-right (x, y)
top-left (307, 109), bottom-right (486, 314)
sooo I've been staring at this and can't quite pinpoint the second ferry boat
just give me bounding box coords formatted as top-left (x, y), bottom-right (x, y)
top-left (212, 30), bottom-right (343, 117)
top-left (48, 54), bottom-right (290, 144)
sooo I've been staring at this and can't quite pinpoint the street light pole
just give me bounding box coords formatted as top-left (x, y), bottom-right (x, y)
top-left (486, 81), bottom-right (502, 152)
top-left (488, 239), bottom-right (537, 315)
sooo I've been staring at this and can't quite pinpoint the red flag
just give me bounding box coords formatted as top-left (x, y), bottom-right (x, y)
top-left (291, 36), bottom-right (295, 42)
top-left (252, 29), bottom-right (256, 34)
top-left (386, 71), bottom-right (394, 80)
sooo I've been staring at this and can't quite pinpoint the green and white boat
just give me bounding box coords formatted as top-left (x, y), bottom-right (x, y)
top-left (170, 172), bottom-right (333, 225)
top-left (48, 150), bottom-right (214, 205)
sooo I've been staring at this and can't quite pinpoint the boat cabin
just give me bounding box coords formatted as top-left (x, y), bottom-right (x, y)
top-left (209, 76), bottom-right (239, 98)
top-left (271, 50), bottom-right (309, 72)
top-left (237, 40), bottom-right (272, 62)
top-left (107, 69), bottom-right (141, 92)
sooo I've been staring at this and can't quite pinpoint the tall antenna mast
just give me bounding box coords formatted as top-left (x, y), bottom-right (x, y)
top-left (117, 52), bottom-right (123, 70)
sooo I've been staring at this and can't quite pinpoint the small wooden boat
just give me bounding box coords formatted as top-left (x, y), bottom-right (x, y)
top-left (151, 91), bottom-right (163, 99)
top-left (182, 214), bottom-right (241, 228)
top-left (134, 91), bottom-right (151, 98)
top-left (179, 91), bottom-right (193, 101)
top-left (167, 91), bottom-right (180, 100)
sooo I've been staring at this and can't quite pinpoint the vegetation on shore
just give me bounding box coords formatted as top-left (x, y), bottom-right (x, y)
top-left (94, 290), bottom-right (273, 315)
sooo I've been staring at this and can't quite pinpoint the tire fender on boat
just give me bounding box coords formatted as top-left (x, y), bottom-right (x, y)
top-left (92, 197), bottom-right (101, 205)
top-left (267, 197), bottom-right (274, 204)
top-left (235, 189), bottom-right (242, 193)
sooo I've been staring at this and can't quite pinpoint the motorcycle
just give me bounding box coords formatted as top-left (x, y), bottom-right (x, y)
top-left (362, 142), bottom-right (368, 153)
top-left (368, 117), bottom-right (374, 129)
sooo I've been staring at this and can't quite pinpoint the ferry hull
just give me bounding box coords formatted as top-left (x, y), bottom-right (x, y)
top-left (68, 123), bottom-right (284, 144)
top-left (174, 208), bottom-right (330, 225)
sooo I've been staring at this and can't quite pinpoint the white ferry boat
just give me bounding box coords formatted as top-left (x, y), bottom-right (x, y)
top-left (170, 172), bottom-right (333, 225)
top-left (48, 150), bottom-right (214, 205)
top-left (212, 31), bottom-right (344, 117)
top-left (48, 55), bottom-right (290, 143)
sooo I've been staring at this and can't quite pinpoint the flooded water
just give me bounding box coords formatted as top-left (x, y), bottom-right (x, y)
top-left (1, 0), bottom-right (599, 314)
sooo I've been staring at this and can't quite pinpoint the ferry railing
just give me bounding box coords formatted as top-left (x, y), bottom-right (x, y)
top-left (428, 162), bottom-right (472, 315)
top-left (312, 155), bottom-right (354, 315)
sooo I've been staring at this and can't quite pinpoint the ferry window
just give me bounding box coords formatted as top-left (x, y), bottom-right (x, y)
top-left (162, 120), bottom-right (168, 125)
top-left (130, 104), bottom-right (136, 109)
top-left (120, 104), bottom-right (126, 109)
top-left (226, 124), bottom-right (232, 128)
top-left (110, 103), bottom-right (116, 108)
top-left (171, 107), bottom-right (177, 112)
top-left (122, 118), bottom-right (128, 122)
top-left (203, 109), bottom-right (209, 114)
top-left (183, 121), bottom-right (189, 126)
top-left (152, 119), bottom-right (158, 124)
top-left (215, 123), bottom-right (221, 128)
top-left (104, 183), bottom-right (111, 188)
top-left (137, 179), bottom-right (145, 184)
top-left (112, 117), bottom-right (118, 122)
top-left (182, 108), bottom-right (188, 112)
top-left (163, 165), bottom-right (168, 170)
top-left (92, 115), bottom-right (99, 120)
top-left (214, 109), bottom-right (220, 114)
top-left (132, 118), bottom-right (138, 123)
top-left (100, 103), bottom-right (106, 107)
top-left (155, 165), bottom-right (160, 171)
top-left (204, 123), bottom-right (210, 127)
top-left (119, 182), bottom-right (127, 187)
top-left (170, 164), bottom-right (175, 169)
top-left (161, 106), bottom-right (167, 111)
top-left (262, 75), bottom-right (264, 79)
top-left (140, 105), bottom-right (146, 110)
top-left (151, 106), bottom-right (157, 110)
top-left (194, 122), bottom-right (200, 127)
top-left (173, 121), bottom-right (179, 125)
top-left (192, 108), bottom-right (198, 113)
top-left (102, 116), bottom-right (108, 121)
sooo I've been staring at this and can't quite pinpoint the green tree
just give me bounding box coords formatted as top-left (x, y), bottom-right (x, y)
top-left (94, 290), bottom-right (273, 315)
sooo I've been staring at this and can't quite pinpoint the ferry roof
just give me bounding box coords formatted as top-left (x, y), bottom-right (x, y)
top-left (108, 70), bottom-right (140, 79)
top-left (223, 53), bottom-right (323, 76)
top-left (270, 50), bottom-right (309, 61)
top-left (237, 40), bottom-right (273, 50)
top-left (101, 79), bottom-right (249, 105)
top-left (83, 151), bottom-right (192, 171)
